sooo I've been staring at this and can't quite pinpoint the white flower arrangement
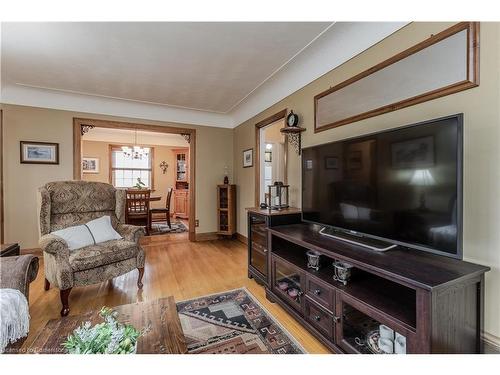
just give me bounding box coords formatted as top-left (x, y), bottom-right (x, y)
top-left (62, 307), bottom-right (141, 354)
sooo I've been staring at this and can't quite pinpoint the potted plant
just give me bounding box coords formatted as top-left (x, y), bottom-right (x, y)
top-left (62, 307), bottom-right (141, 354)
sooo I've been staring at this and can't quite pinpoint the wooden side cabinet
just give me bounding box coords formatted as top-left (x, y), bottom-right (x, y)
top-left (174, 189), bottom-right (189, 219)
top-left (246, 207), bottom-right (301, 287)
top-left (217, 184), bottom-right (236, 236)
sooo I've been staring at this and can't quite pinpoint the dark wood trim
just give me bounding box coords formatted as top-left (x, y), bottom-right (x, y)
top-left (236, 232), bottom-right (248, 245)
top-left (254, 109), bottom-right (287, 206)
top-left (195, 232), bottom-right (220, 241)
top-left (314, 22), bottom-right (480, 133)
top-left (73, 117), bottom-right (196, 242)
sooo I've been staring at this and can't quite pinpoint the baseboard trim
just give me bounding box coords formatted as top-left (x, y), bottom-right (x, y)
top-left (482, 332), bottom-right (500, 353)
top-left (236, 233), bottom-right (248, 245)
top-left (195, 232), bottom-right (220, 241)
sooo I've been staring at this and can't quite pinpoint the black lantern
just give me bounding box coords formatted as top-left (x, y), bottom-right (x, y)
top-left (268, 181), bottom-right (289, 210)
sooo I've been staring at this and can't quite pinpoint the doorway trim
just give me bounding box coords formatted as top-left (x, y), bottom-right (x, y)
top-left (254, 109), bottom-right (287, 206)
top-left (73, 117), bottom-right (196, 242)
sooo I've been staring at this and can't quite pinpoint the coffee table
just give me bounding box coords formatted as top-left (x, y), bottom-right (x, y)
top-left (23, 296), bottom-right (187, 354)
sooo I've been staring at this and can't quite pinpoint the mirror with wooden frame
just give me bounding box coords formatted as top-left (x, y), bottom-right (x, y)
top-left (314, 22), bottom-right (479, 133)
top-left (255, 109), bottom-right (288, 206)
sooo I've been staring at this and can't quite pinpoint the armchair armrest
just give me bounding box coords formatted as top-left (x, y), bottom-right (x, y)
top-left (39, 233), bottom-right (69, 255)
top-left (116, 224), bottom-right (145, 243)
top-left (0, 255), bottom-right (39, 300)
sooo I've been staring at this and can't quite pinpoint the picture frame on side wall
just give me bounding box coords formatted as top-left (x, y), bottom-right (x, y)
top-left (243, 148), bottom-right (253, 168)
top-left (20, 141), bottom-right (59, 165)
top-left (82, 157), bottom-right (100, 173)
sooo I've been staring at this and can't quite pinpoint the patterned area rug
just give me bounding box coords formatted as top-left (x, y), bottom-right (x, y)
top-left (151, 220), bottom-right (188, 235)
top-left (176, 288), bottom-right (305, 354)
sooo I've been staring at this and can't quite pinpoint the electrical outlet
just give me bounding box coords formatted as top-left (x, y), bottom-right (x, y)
top-left (195, 219), bottom-right (199, 227)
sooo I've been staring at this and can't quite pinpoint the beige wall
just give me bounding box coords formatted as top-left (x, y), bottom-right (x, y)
top-left (233, 22), bottom-right (500, 339)
top-left (1, 105), bottom-right (234, 247)
top-left (81, 141), bottom-right (110, 183)
top-left (81, 140), bottom-right (178, 210)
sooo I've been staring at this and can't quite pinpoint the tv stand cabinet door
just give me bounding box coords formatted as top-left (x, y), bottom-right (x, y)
top-left (271, 256), bottom-right (306, 314)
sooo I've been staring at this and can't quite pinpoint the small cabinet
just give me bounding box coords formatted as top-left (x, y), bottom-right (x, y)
top-left (271, 255), bottom-right (305, 313)
top-left (217, 184), bottom-right (236, 235)
top-left (246, 208), bottom-right (301, 287)
top-left (173, 148), bottom-right (189, 183)
top-left (174, 190), bottom-right (189, 219)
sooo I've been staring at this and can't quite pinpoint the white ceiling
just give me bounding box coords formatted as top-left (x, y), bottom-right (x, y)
top-left (82, 127), bottom-right (189, 147)
top-left (1, 22), bottom-right (331, 113)
top-left (0, 22), bottom-right (408, 128)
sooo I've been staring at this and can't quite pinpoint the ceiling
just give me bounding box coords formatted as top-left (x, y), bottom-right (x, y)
top-left (1, 22), bottom-right (331, 113)
top-left (83, 127), bottom-right (189, 147)
top-left (0, 22), bottom-right (408, 128)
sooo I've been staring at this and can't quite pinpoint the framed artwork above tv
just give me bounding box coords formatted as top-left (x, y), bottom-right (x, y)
top-left (314, 22), bottom-right (479, 133)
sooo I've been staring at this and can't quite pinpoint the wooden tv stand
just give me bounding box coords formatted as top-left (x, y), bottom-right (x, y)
top-left (260, 223), bottom-right (489, 354)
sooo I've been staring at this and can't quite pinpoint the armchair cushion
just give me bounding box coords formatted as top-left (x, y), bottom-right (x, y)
top-left (69, 239), bottom-right (138, 272)
top-left (51, 225), bottom-right (95, 251)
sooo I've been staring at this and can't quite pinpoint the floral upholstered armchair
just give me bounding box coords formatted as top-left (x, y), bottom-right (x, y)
top-left (38, 181), bottom-right (145, 316)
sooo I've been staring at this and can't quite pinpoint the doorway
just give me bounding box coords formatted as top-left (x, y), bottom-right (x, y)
top-left (73, 118), bottom-right (196, 242)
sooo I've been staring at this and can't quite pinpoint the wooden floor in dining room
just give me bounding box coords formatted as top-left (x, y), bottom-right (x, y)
top-left (24, 233), bottom-right (330, 354)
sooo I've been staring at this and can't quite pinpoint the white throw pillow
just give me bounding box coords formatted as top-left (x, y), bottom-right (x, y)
top-left (85, 216), bottom-right (122, 244)
top-left (51, 225), bottom-right (95, 251)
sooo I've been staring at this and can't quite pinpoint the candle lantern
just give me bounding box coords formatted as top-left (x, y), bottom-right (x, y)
top-left (268, 181), bottom-right (289, 210)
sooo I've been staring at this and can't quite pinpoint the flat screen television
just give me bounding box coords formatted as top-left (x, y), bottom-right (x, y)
top-left (302, 114), bottom-right (463, 258)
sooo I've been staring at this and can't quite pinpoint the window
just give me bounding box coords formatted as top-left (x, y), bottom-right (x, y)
top-left (110, 146), bottom-right (153, 188)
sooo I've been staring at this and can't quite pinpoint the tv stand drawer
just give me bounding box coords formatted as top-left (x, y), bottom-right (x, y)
top-left (305, 274), bottom-right (335, 312)
top-left (305, 297), bottom-right (334, 339)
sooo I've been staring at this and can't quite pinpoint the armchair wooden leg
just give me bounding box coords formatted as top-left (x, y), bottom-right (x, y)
top-left (137, 267), bottom-right (144, 289)
top-left (60, 288), bottom-right (72, 317)
top-left (44, 278), bottom-right (50, 291)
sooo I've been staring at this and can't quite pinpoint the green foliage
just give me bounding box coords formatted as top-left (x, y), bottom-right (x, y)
top-left (62, 307), bottom-right (141, 354)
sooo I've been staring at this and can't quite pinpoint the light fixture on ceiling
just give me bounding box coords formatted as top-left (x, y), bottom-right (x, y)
top-left (122, 129), bottom-right (149, 160)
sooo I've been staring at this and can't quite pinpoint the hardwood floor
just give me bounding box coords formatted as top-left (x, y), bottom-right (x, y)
top-left (24, 234), bottom-right (330, 353)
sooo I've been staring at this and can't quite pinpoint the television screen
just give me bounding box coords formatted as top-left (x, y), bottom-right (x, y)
top-left (302, 114), bottom-right (462, 258)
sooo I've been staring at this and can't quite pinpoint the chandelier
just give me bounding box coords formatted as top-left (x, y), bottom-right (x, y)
top-left (121, 129), bottom-right (149, 159)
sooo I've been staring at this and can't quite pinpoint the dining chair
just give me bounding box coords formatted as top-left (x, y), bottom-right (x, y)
top-left (126, 189), bottom-right (151, 235)
top-left (150, 187), bottom-right (173, 229)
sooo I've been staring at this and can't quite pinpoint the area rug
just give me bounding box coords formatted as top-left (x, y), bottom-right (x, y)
top-left (150, 220), bottom-right (188, 235)
top-left (176, 288), bottom-right (305, 354)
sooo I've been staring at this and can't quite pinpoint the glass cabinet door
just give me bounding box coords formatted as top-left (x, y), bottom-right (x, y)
top-left (335, 292), bottom-right (409, 354)
top-left (249, 214), bottom-right (268, 278)
top-left (272, 256), bottom-right (305, 312)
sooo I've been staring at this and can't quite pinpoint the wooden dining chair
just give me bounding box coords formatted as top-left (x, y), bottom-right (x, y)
top-left (126, 189), bottom-right (151, 235)
top-left (150, 187), bottom-right (174, 229)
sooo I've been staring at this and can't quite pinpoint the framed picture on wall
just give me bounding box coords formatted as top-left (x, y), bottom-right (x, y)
top-left (243, 148), bottom-right (253, 168)
top-left (82, 157), bottom-right (100, 173)
top-left (20, 141), bottom-right (59, 164)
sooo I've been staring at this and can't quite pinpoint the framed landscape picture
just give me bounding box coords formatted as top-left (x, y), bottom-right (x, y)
top-left (243, 148), bottom-right (253, 168)
top-left (20, 141), bottom-right (59, 164)
top-left (82, 157), bottom-right (100, 173)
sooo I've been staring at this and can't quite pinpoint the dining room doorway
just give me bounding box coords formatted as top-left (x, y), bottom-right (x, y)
top-left (73, 118), bottom-right (196, 241)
